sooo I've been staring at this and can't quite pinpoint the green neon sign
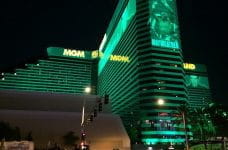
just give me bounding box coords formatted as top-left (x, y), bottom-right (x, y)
top-left (141, 131), bottom-right (192, 136)
top-left (149, 0), bottom-right (180, 49)
top-left (142, 138), bottom-right (185, 145)
top-left (47, 47), bottom-right (93, 60)
top-left (98, 0), bottom-right (136, 74)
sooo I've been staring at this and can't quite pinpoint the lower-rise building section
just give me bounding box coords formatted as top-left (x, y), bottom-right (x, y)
top-left (183, 63), bottom-right (212, 108)
top-left (0, 47), bottom-right (98, 95)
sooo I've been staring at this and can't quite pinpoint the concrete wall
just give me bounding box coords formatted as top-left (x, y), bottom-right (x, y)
top-left (0, 90), bottom-right (130, 150)
top-left (0, 110), bottom-right (130, 150)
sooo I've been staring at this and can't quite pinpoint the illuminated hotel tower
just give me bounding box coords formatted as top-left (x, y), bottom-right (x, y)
top-left (0, 0), bottom-right (191, 146)
top-left (98, 0), bottom-right (188, 145)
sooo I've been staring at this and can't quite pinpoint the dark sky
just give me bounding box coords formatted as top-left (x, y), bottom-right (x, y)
top-left (0, 0), bottom-right (227, 105)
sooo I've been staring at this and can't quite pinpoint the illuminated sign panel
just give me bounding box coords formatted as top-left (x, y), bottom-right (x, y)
top-left (92, 50), bottom-right (130, 63)
top-left (185, 75), bottom-right (209, 89)
top-left (149, 0), bottom-right (180, 49)
top-left (47, 47), bottom-right (92, 60)
top-left (110, 55), bottom-right (130, 63)
top-left (63, 49), bottom-right (85, 58)
top-left (47, 48), bottom-right (130, 63)
top-left (183, 63), bottom-right (196, 70)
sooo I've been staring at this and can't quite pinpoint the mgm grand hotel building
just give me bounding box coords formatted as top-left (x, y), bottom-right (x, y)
top-left (0, 0), bottom-right (212, 147)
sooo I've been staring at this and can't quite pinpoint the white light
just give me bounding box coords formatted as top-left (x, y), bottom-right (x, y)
top-left (84, 87), bottom-right (91, 93)
top-left (14, 73), bottom-right (17, 75)
top-left (168, 145), bottom-right (175, 150)
top-left (157, 99), bottom-right (165, 105)
top-left (1, 73), bottom-right (4, 75)
top-left (2, 78), bottom-right (5, 80)
top-left (99, 34), bottom-right (107, 51)
top-left (148, 147), bottom-right (153, 150)
top-left (145, 120), bottom-right (150, 124)
top-left (81, 106), bottom-right (85, 126)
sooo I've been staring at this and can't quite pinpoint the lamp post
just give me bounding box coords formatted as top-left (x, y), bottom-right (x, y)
top-left (81, 87), bottom-right (91, 126)
top-left (80, 86), bottom-right (91, 147)
top-left (181, 110), bottom-right (189, 150)
top-left (157, 99), bottom-right (189, 150)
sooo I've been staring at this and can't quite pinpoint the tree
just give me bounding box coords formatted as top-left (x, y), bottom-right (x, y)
top-left (191, 107), bottom-right (216, 149)
top-left (62, 131), bottom-right (79, 146)
top-left (0, 121), bottom-right (21, 141)
top-left (127, 126), bottom-right (139, 144)
top-left (206, 103), bottom-right (228, 137)
top-left (176, 104), bottom-right (190, 150)
top-left (25, 131), bottom-right (33, 141)
top-left (206, 103), bottom-right (228, 149)
top-left (175, 104), bottom-right (216, 149)
top-left (175, 103), bottom-right (228, 149)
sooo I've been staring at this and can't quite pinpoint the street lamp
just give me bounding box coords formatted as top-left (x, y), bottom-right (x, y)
top-left (80, 86), bottom-right (91, 148)
top-left (157, 98), bottom-right (165, 105)
top-left (181, 110), bottom-right (189, 150)
top-left (81, 86), bottom-right (91, 126)
top-left (84, 87), bottom-right (91, 94)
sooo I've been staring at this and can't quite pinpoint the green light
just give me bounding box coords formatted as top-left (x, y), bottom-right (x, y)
top-left (98, 0), bottom-right (136, 74)
top-left (142, 138), bottom-right (185, 145)
top-left (152, 39), bottom-right (179, 49)
top-left (141, 131), bottom-right (192, 136)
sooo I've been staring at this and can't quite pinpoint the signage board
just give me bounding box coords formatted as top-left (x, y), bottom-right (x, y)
top-left (149, 0), bottom-right (180, 49)
top-left (2, 141), bottom-right (34, 150)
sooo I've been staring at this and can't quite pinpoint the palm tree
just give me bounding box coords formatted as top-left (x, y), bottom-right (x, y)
top-left (206, 103), bottom-right (228, 137)
top-left (175, 104), bottom-right (216, 149)
top-left (192, 107), bottom-right (216, 149)
top-left (206, 103), bottom-right (228, 149)
top-left (62, 131), bottom-right (79, 147)
top-left (175, 104), bottom-right (190, 150)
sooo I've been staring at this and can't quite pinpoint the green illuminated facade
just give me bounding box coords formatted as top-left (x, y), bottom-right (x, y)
top-left (184, 63), bottom-right (212, 108)
top-left (0, 0), bottom-right (212, 147)
top-left (98, 0), bottom-right (188, 145)
top-left (0, 47), bottom-right (97, 95)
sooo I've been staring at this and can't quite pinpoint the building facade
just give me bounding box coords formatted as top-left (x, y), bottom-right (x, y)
top-left (183, 63), bottom-right (212, 108)
top-left (0, 47), bottom-right (98, 95)
top-left (0, 0), bottom-right (212, 147)
top-left (98, 0), bottom-right (189, 145)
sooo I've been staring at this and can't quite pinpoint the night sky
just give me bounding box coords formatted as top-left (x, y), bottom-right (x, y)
top-left (0, 0), bottom-right (227, 105)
